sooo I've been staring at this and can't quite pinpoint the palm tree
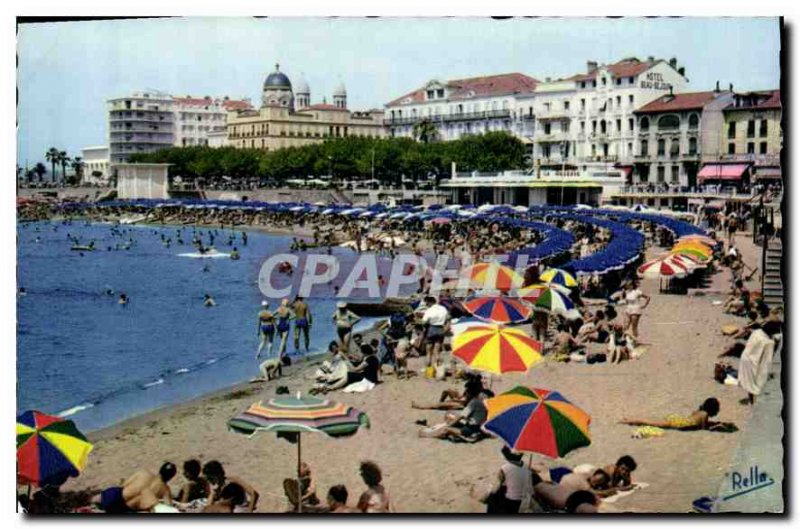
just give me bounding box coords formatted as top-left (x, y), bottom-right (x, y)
top-left (33, 163), bottom-right (47, 182)
top-left (45, 147), bottom-right (60, 184)
top-left (70, 156), bottom-right (84, 185)
top-left (59, 151), bottom-right (70, 184)
top-left (412, 119), bottom-right (439, 144)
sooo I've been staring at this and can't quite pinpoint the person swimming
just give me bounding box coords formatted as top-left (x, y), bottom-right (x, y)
top-left (204, 294), bottom-right (216, 308)
top-left (119, 293), bottom-right (129, 306)
top-left (256, 301), bottom-right (275, 358)
top-left (230, 247), bottom-right (240, 260)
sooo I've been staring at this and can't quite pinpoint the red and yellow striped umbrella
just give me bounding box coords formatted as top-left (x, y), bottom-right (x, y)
top-left (452, 324), bottom-right (542, 374)
top-left (461, 262), bottom-right (524, 292)
top-left (483, 386), bottom-right (591, 458)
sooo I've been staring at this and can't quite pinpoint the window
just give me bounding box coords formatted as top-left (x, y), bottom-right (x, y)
top-left (426, 90), bottom-right (434, 100)
top-left (544, 123), bottom-right (551, 135)
top-left (616, 96), bottom-right (621, 107)
top-left (616, 78), bottom-right (621, 86)
top-left (688, 114), bottom-right (699, 129)
top-left (657, 139), bottom-right (666, 156)
top-left (591, 144), bottom-right (596, 156)
top-left (592, 80), bottom-right (597, 88)
top-left (747, 120), bottom-right (755, 138)
top-left (627, 142), bottom-right (632, 154)
top-left (671, 166), bottom-right (680, 183)
top-left (728, 121), bottom-right (736, 139)
top-left (592, 120), bottom-right (597, 133)
top-left (657, 166), bottom-right (666, 183)
top-left (628, 77), bottom-right (634, 84)
top-left (436, 89), bottom-right (444, 98)
top-left (544, 102), bottom-right (551, 111)
top-left (689, 137), bottom-right (698, 155)
top-left (728, 143), bottom-right (736, 154)
top-left (629, 118), bottom-right (634, 131)
top-left (640, 140), bottom-right (649, 156)
top-left (657, 115), bottom-right (680, 130)
top-left (601, 77), bottom-right (607, 86)
top-left (581, 99), bottom-right (586, 110)
top-left (640, 116), bottom-right (650, 131)
top-left (629, 95), bottom-right (634, 106)
top-left (580, 82), bottom-right (586, 89)
top-left (600, 120), bottom-right (607, 134)
top-left (760, 120), bottom-right (768, 137)
top-left (564, 101), bottom-right (570, 111)
top-left (616, 119), bottom-right (622, 132)
top-left (747, 142), bottom-right (755, 154)
top-left (580, 121), bottom-right (585, 132)
top-left (670, 139), bottom-right (680, 156)
top-left (760, 142), bottom-right (768, 154)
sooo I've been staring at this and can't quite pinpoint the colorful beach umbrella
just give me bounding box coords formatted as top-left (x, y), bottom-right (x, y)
top-left (638, 255), bottom-right (691, 279)
top-left (514, 283), bottom-right (574, 314)
top-left (463, 296), bottom-right (533, 324)
top-left (672, 241), bottom-right (713, 255)
top-left (483, 386), bottom-right (591, 459)
top-left (671, 247), bottom-right (712, 262)
top-left (452, 324), bottom-right (543, 375)
top-left (17, 411), bottom-right (93, 486)
top-left (228, 394), bottom-right (369, 512)
top-left (461, 262), bottom-right (525, 292)
top-left (539, 268), bottom-right (578, 288)
top-left (677, 234), bottom-right (717, 246)
top-left (666, 252), bottom-right (704, 270)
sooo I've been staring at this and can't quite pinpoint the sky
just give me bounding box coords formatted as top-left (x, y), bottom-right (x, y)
top-left (16, 16), bottom-right (781, 168)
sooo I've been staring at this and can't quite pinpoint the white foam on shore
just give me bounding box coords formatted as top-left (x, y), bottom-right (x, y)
top-left (175, 368), bottom-right (190, 374)
top-left (57, 403), bottom-right (95, 417)
top-left (142, 378), bottom-right (165, 388)
top-left (177, 252), bottom-right (230, 259)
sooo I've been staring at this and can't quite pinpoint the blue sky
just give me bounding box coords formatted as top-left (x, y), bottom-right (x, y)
top-left (17, 16), bottom-right (780, 168)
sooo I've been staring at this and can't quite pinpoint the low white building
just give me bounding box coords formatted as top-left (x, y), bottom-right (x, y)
top-left (80, 145), bottom-right (110, 184)
top-left (116, 163), bottom-right (171, 200)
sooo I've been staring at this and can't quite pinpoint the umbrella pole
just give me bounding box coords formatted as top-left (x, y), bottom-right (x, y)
top-left (297, 434), bottom-right (302, 514)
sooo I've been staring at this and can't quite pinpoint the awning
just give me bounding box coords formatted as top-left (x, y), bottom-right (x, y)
top-left (528, 181), bottom-right (603, 188)
top-left (697, 164), bottom-right (749, 182)
top-left (755, 167), bottom-right (782, 179)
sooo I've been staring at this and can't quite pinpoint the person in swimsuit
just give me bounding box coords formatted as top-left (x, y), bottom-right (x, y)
top-left (292, 297), bottom-right (313, 354)
top-left (356, 461), bottom-right (391, 513)
top-left (256, 301), bottom-right (275, 359)
top-left (620, 397), bottom-right (726, 431)
top-left (333, 302), bottom-right (360, 352)
top-left (202, 461), bottom-right (259, 513)
top-left (94, 463), bottom-right (176, 513)
top-left (275, 299), bottom-right (294, 359)
top-left (175, 459), bottom-right (210, 503)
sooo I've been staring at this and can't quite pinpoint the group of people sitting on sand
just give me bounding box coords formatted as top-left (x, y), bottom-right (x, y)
top-left (471, 448), bottom-right (641, 513)
top-left (284, 460), bottom-right (392, 513)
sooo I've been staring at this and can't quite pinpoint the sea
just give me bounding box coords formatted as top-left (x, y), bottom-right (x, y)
top-left (16, 220), bottom-right (384, 432)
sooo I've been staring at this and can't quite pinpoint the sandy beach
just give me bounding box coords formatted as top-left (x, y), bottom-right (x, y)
top-left (52, 231), bottom-right (768, 514)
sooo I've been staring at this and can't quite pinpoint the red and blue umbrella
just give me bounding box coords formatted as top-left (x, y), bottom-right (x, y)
top-left (463, 296), bottom-right (533, 324)
top-left (17, 411), bottom-right (93, 486)
top-left (483, 386), bottom-right (591, 458)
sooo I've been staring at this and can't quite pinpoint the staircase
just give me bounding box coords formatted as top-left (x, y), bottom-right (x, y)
top-left (328, 188), bottom-right (352, 205)
top-left (762, 239), bottom-right (783, 308)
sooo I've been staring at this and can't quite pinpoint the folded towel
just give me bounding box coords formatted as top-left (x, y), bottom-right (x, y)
top-left (601, 483), bottom-right (650, 504)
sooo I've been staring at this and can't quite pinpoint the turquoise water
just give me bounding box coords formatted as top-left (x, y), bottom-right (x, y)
top-left (16, 221), bottom-right (378, 432)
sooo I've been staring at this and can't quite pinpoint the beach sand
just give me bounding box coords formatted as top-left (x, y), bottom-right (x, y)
top-left (59, 233), bottom-right (768, 513)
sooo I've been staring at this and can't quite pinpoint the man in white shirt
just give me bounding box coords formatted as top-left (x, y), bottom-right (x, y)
top-left (421, 296), bottom-right (450, 370)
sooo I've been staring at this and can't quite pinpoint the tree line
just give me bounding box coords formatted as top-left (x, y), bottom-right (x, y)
top-left (127, 131), bottom-right (528, 185)
top-left (19, 148), bottom-right (85, 184)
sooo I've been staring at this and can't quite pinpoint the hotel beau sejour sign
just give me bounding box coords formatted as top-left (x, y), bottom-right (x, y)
top-left (640, 72), bottom-right (673, 91)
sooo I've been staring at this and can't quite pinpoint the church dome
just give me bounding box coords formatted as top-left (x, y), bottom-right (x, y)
top-left (296, 76), bottom-right (310, 95)
top-left (333, 82), bottom-right (347, 96)
top-left (263, 63), bottom-right (292, 90)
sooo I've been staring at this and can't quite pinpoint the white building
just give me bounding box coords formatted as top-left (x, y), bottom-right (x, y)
top-left (107, 91), bottom-right (251, 162)
top-left (80, 145), bottom-right (110, 184)
top-left (529, 57), bottom-right (688, 172)
top-left (383, 73), bottom-right (539, 142)
top-left (116, 163), bottom-right (171, 200)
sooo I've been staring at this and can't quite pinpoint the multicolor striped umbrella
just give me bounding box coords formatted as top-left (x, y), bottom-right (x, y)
top-left (461, 262), bottom-right (525, 292)
top-left (666, 252), bottom-right (705, 270)
top-left (539, 268), bottom-right (578, 288)
top-left (17, 411), bottom-right (93, 486)
top-left (514, 283), bottom-right (574, 314)
top-left (638, 255), bottom-right (691, 279)
top-left (452, 324), bottom-right (543, 374)
top-left (671, 247), bottom-right (712, 262)
top-left (677, 234), bottom-right (718, 246)
top-left (463, 296), bottom-right (533, 324)
top-left (228, 395), bottom-right (369, 512)
top-left (483, 386), bottom-right (591, 459)
top-left (672, 241), bottom-right (713, 255)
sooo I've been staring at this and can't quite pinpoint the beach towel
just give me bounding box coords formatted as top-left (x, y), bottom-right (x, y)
top-left (738, 329), bottom-right (775, 396)
top-left (601, 483), bottom-right (650, 504)
top-left (343, 379), bottom-right (375, 393)
top-left (631, 426), bottom-right (665, 439)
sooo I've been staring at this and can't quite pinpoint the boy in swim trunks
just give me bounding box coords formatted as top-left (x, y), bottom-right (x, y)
top-left (292, 297), bottom-right (313, 354)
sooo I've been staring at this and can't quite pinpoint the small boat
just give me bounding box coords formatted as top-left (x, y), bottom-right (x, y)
top-left (343, 297), bottom-right (413, 317)
top-left (71, 245), bottom-right (95, 251)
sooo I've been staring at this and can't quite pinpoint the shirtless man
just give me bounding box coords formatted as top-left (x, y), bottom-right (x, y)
top-left (95, 462), bottom-right (177, 513)
top-left (292, 297), bottom-right (313, 353)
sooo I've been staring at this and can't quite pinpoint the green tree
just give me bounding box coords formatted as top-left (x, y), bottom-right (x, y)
top-left (45, 147), bottom-right (60, 183)
top-left (412, 119), bottom-right (439, 144)
top-left (70, 157), bottom-right (84, 185)
top-left (34, 162), bottom-right (47, 182)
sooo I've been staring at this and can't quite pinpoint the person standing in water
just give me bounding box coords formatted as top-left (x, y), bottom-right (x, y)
top-left (275, 299), bottom-right (294, 359)
top-left (119, 293), bottom-right (129, 306)
top-left (256, 301), bottom-right (275, 359)
top-left (292, 297), bottom-right (313, 354)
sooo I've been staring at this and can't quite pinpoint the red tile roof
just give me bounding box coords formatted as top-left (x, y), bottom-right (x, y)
top-left (725, 90), bottom-right (781, 111)
top-left (634, 91), bottom-right (723, 114)
top-left (566, 58), bottom-right (670, 83)
top-left (174, 96), bottom-right (215, 106)
top-left (222, 100), bottom-right (253, 111)
top-left (302, 104), bottom-right (346, 111)
top-left (173, 96), bottom-right (252, 111)
top-left (386, 73), bottom-right (538, 107)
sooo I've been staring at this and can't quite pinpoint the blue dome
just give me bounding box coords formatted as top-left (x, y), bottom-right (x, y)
top-left (264, 63), bottom-right (292, 90)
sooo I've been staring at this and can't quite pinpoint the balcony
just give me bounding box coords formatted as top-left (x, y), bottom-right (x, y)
top-left (534, 132), bottom-right (568, 143)
top-left (581, 155), bottom-right (619, 163)
top-left (109, 113), bottom-right (174, 123)
top-left (536, 108), bottom-right (570, 120)
top-left (717, 153), bottom-right (780, 166)
top-left (383, 109), bottom-right (512, 126)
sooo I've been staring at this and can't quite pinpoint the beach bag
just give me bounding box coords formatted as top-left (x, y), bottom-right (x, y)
top-left (435, 363), bottom-right (447, 380)
top-left (425, 366), bottom-right (436, 379)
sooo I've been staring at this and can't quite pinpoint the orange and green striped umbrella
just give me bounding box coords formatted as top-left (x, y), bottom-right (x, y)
top-left (483, 386), bottom-right (591, 459)
top-left (672, 241), bottom-right (713, 255)
top-left (461, 262), bottom-right (525, 292)
top-left (671, 247), bottom-right (712, 262)
top-left (452, 324), bottom-right (542, 374)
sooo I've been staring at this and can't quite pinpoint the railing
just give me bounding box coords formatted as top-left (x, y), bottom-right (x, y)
top-left (717, 153), bottom-right (781, 165)
top-left (383, 109), bottom-right (512, 126)
top-left (613, 185), bottom-right (757, 198)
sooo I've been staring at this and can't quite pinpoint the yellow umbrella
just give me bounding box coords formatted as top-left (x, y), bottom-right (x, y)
top-left (452, 323), bottom-right (543, 375)
top-left (461, 262), bottom-right (525, 292)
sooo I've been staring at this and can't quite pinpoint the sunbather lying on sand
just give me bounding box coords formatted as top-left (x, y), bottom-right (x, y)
top-left (621, 397), bottom-right (731, 431)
